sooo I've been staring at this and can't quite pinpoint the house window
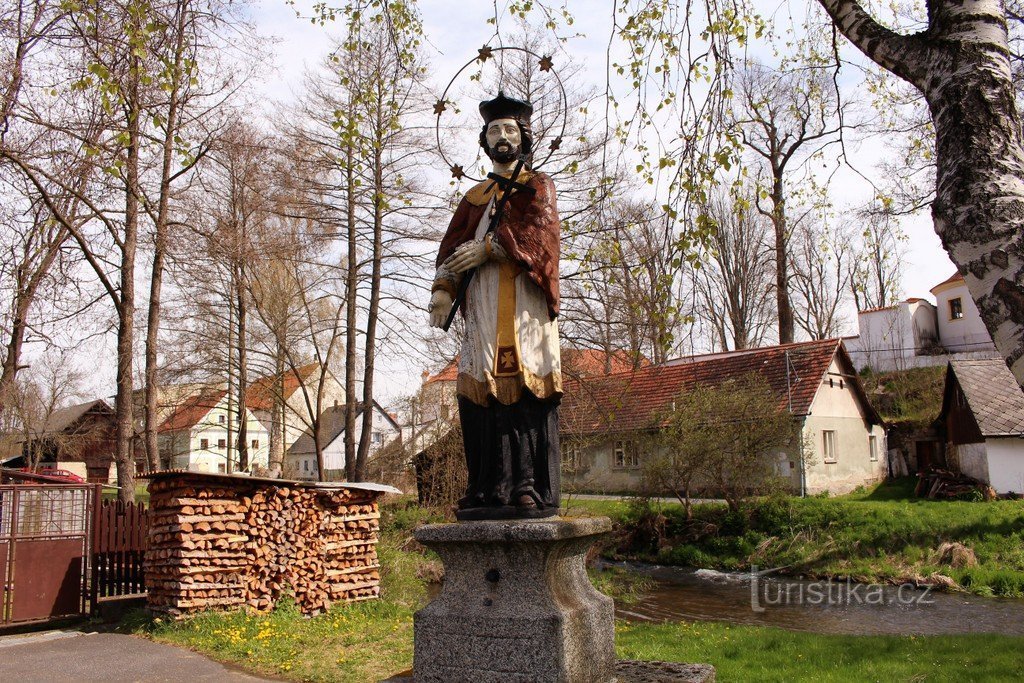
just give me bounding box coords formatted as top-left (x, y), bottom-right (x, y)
top-left (562, 445), bottom-right (585, 471)
top-left (303, 460), bottom-right (309, 472)
top-left (217, 438), bottom-right (226, 449)
top-left (200, 438), bottom-right (209, 449)
top-left (822, 430), bottom-right (837, 464)
top-left (949, 297), bottom-right (963, 320)
top-left (613, 440), bottom-right (640, 469)
top-left (217, 463), bottom-right (226, 473)
top-left (251, 440), bottom-right (259, 449)
top-left (218, 414), bottom-right (226, 424)
top-left (869, 435), bottom-right (879, 462)
top-left (372, 432), bottom-right (382, 444)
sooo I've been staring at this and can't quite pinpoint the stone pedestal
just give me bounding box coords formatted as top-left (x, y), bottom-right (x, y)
top-left (412, 517), bottom-right (615, 683)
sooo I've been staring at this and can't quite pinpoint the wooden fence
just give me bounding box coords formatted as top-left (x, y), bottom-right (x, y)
top-left (92, 499), bottom-right (149, 600)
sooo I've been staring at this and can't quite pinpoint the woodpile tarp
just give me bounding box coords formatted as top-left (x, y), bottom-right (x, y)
top-left (143, 471), bottom-right (398, 618)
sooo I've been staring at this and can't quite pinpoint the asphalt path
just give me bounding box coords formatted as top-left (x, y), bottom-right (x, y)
top-left (0, 630), bottom-right (278, 682)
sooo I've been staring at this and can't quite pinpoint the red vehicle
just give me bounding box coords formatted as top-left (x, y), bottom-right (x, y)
top-left (17, 466), bottom-right (86, 483)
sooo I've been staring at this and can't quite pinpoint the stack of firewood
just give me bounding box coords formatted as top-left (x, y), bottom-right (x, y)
top-left (144, 474), bottom-right (383, 618)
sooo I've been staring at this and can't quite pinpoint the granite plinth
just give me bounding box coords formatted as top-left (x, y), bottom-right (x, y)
top-left (383, 660), bottom-right (716, 682)
top-left (412, 517), bottom-right (615, 683)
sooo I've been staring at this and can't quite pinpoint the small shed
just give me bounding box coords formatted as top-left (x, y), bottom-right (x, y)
top-left (937, 358), bottom-right (1024, 493)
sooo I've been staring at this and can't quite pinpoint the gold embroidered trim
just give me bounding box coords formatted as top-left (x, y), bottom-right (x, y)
top-left (463, 170), bottom-right (536, 206)
top-left (493, 261), bottom-right (521, 377)
top-left (457, 369), bottom-right (562, 407)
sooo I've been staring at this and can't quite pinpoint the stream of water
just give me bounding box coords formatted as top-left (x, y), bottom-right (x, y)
top-left (603, 561), bottom-right (1024, 636)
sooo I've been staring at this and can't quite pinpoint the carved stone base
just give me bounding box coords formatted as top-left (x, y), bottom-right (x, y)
top-left (412, 517), bottom-right (615, 683)
top-left (384, 660), bottom-right (716, 682)
top-left (454, 504), bottom-right (559, 521)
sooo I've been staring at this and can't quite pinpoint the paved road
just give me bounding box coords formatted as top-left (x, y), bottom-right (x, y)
top-left (0, 630), bottom-right (277, 682)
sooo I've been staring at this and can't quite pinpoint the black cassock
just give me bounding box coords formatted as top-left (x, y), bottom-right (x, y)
top-left (457, 392), bottom-right (561, 518)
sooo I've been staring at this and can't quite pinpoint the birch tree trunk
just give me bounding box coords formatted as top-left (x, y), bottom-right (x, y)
top-left (816, 0), bottom-right (1024, 383)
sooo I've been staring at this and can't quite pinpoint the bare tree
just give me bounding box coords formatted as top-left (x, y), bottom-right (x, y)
top-left (850, 205), bottom-right (905, 312)
top-left (692, 188), bottom-right (775, 351)
top-left (790, 215), bottom-right (853, 339)
top-left (562, 200), bottom-right (689, 364)
top-left (733, 61), bottom-right (844, 344)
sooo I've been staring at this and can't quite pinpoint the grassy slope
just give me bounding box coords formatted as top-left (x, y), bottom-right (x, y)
top-left (133, 497), bottom-right (1024, 682)
top-left (577, 480), bottom-right (1024, 597)
top-left (616, 621), bottom-right (1024, 682)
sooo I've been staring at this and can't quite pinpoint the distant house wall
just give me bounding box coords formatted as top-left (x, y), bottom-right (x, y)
top-left (844, 301), bottom-right (947, 373)
top-left (801, 357), bottom-right (887, 494)
top-left (949, 442), bottom-right (989, 483)
top-left (563, 436), bottom-right (645, 493)
top-left (162, 397), bottom-right (269, 473)
top-left (985, 438), bottom-right (1024, 494)
top-left (281, 376), bottom-right (345, 450)
top-left (285, 403), bottom-right (401, 481)
top-left (932, 280), bottom-right (995, 354)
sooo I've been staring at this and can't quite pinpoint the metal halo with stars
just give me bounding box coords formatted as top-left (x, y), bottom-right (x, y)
top-left (434, 45), bottom-right (569, 183)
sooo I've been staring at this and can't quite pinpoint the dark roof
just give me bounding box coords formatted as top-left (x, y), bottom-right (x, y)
top-left (947, 358), bottom-right (1024, 436)
top-left (562, 339), bottom-right (875, 435)
top-left (30, 399), bottom-right (111, 434)
top-left (288, 401), bottom-right (399, 455)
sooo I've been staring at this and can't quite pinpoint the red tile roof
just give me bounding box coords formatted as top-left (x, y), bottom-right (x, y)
top-left (562, 339), bottom-right (855, 435)
top-left (158, 389), bottom-right (227, 432)
top-left (563, 348), bottom-right (648, 377)
top-left (424, 349), bottom-right (647, 385)
top-left (857, 304), bottom-right (898, 315)
top-left (930, 271), bottom-right (964, 293)
top-left (424, 359), bottom-right (459, 384)
top-left (247, 363), bottom-right (321, 411)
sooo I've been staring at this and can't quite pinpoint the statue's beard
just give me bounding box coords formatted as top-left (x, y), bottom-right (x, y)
top-left (489, 140), bottom-right (521, 164)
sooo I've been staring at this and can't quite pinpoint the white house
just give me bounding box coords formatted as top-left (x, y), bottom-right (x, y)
top-left (158, 389), bottom-right (270, 474)
top-left (561, 339), bottom-right (887, 496)
top-left (930, 273), bottom-right (995, 353)
top-left (938, 358), bottom-right (1024, 494)
top-left (844, 272), bottom-right (998, 372)
top-left (247, 364), bottom-right (346, 468)
top-left (287, 401), bottom-right (402, 480)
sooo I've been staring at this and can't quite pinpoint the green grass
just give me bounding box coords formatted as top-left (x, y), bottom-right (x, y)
top-left (604, 479), bottom-right (1024, 597)
top-left (101, 482), bottom-right (150, 504)
top-left (860, 365), bottom-right (947, 427)
top-left (127, 496), bottom-right (1024, 682)
top-left (616, 621), bottom-right (1024, 682)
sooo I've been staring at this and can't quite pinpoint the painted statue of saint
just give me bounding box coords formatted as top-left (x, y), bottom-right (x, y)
top-left (429, 93), bottom-right (562, 520)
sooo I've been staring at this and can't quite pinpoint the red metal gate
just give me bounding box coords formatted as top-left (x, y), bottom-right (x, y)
top-left (0, 482), bottom-right (94, 626)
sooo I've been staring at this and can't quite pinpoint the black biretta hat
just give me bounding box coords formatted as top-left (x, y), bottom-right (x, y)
top-left (479, 91), bottom-right (533, 125)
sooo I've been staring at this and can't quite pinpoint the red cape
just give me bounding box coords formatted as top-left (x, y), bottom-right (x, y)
top-left (436, 172), bottom-right (561, 319)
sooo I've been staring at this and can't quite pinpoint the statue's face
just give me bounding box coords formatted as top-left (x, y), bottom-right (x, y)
top-left (485, 117), bottom-right (521, 163)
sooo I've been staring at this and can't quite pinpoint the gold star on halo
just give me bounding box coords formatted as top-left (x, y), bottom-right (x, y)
top-left (478, 45), bottom-right (493, 62)
top-left (539, 55), bottom-right (554, 72)
top-left (450, 164), bottom-right (464, 179)
top-left (433, 99), bottom-right (447, 116)
top-left (549, 136), bottom-right (563, 151)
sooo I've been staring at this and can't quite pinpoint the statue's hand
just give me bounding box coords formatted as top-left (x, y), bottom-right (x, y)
top-left (446, 239), bottom-right (488, 273)
top-left (428, 290), bottom-right (453, 329)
